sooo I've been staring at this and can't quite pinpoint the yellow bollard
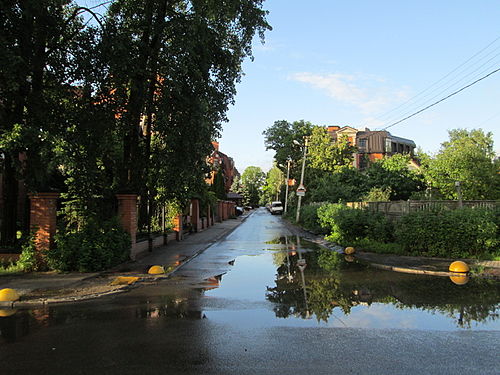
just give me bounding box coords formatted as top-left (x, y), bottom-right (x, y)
top-left (344, 255), bottom-right (355, 263)
top-left (449, 274), bottom-right (470, 285)
top-left (449, 261), bottom-right (469, 273)
top-left (148, 265), bottom-right (165, 275)
top-left (344, 247), bottom-right (356, 255)
top-left (0, 288), bottom-right (20, 302)
top-left (0, 309), bottom-right (18, 318)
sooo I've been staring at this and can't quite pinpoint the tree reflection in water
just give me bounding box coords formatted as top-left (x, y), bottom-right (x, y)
top-left (266, 238), bottom-right (500, 328)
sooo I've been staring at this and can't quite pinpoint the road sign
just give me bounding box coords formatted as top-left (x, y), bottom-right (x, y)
top-left (296, 184), bottom-right (306, 197)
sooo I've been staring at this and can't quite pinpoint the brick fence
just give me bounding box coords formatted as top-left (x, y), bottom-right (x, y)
top-left (21, 194), bottom-right (234, 262)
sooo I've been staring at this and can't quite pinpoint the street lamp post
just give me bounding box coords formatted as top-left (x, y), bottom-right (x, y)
top-left (294, 137), bottom-right (309, 223)
top-left (279, 159), bottom-right (292, 214)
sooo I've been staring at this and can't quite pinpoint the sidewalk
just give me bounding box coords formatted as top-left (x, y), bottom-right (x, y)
top-left (0, 212), bottom-right (252, 308)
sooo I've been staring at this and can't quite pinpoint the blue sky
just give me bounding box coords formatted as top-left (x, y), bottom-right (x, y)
top-left (219, 0), bottom-right (500, 173)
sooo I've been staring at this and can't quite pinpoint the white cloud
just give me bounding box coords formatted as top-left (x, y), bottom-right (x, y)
top-left (289, 72), bottom-right (410, 117)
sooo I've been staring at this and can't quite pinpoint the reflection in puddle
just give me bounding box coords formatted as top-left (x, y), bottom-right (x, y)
top-left (1, 235), bottom-right (499, 344)
top-left (265, 243), bottom-right (499, 329)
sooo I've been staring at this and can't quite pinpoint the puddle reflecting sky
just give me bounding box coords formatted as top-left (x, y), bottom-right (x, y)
top-left (203, 237), bottom-right (500, 331)
top-left (1, 236), bottom-right (499, 345)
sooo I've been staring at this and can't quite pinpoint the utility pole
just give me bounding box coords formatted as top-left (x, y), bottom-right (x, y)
top-left (284, 159), bottom-right (291, 213)
top-left (295, 137), bottom-right (309, 223)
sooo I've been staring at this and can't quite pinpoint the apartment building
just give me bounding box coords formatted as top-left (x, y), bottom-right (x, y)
top-left (326, 126), bottom-right (416, 169)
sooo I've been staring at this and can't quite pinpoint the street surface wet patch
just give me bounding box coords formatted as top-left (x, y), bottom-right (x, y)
top-left (202, 237), bottom-right (500, 331)
top-left (1, 209), bottom-right (499, 375)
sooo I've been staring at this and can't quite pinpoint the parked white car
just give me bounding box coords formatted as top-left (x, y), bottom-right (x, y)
top-left (269, 201), bottom-right (283, 215)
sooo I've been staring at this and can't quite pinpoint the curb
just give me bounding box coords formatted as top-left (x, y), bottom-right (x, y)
top-left (281, 218), bottom-right (499, 279)
top-left (367, 263), bottom-right (456, 277)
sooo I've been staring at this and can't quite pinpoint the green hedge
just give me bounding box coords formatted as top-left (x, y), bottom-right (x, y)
top-left (297, 203), bottom-right (329, 234)
top-left (395, 207), bottom-right (499, 259)
top-left (47, 217), bottom-right (130, 272)
top-left (316, 203), bottom-right (499, 259)
top-left (317, 203), bottom-right (393, 244)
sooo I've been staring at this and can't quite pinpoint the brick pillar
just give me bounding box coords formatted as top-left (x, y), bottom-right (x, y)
top-left (116, 194), bottom-right (137, 258)
top-left (191, 199), bottom-right (200, 232)
top-left (29, 192), bottom-right (59, 266)
top-left (172, 214), bottom-right (183, 241)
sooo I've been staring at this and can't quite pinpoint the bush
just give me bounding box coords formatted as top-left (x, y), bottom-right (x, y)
top-left (298, 203), bottom-right (329, 234)
top-left (317, 203), bottom-right (393, 244)
top-left (17, 232), bottom-right (39, 272)
top-left (362, 187), bottom-right (392, 202)
top-left (394, 207), bottom-right (499, 259)
top-left (47, 217), bottom-right (131, 272)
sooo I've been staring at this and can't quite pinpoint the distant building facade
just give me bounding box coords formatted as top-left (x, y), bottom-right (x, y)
top-left (207, 141), bottom-right (239, 193)
top-left (326, 126), bottom-right (416, 169)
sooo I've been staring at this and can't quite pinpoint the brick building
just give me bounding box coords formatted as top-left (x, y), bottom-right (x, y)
top-left (207, 141), bottom-right (239, 193)
top-left (326, 126), bottom-right (416, 169)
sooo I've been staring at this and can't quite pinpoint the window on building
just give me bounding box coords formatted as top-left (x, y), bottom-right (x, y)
top-left (358, 138), bottom-right (367, 149)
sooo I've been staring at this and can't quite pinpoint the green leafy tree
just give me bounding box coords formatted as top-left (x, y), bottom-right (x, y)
top-left (263, 119), bottom-right (314, 171)
top-left (261, 164), bottom-right (284, 204)
top-left (306, 167), bottom-right (367, 203)
top-left (211, 167), bottom-right (226, 200)
top-left (241, 166), bottom-right (265, 206)
top-left (0, 0), bottom-right (272, 262)
top-left (423, 129), bottom-right (499, 200)
top-left (308, 126), bottom-right (357, 172)
top-left (365, 153), bottom-right (425, 200)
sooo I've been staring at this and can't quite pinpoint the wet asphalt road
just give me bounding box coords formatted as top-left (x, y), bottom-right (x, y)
top-left (1, 208), bottom-right (499, 374)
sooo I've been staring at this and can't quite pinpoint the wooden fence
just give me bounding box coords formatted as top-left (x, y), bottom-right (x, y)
top-left (346, 200), bottom-right (499, 219)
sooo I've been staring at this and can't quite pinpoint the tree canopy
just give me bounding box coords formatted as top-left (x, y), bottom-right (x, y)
top-left (308, 126), bottom-right (357, 172)
top-left (261, 164), bottom-right (284, 204)
top-left (241, 166), bottom-right (265, 206)
top-left (0, 0), bottom-right (271, 245)
top-left (423, 129), bottom-right (499, 200)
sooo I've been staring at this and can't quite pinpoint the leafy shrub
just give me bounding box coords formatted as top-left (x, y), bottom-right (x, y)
top-left (298, 203), bottom-right (329, 234)
top-left (394, 208), bottom-right (499, 258)
top-left (47, 217), bottom-right (130, 272)
top-left (362, 187), bottom-right (392, 202)
top-left (317, 203), bottom-right (393, 244)
top-left (17, 232), bottom-right (39, 272)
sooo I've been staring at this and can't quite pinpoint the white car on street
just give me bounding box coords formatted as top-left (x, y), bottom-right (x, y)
top-left (269, 201), bottom-right (283, 215)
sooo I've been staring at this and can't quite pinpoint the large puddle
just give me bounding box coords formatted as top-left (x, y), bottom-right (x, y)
top-left (204, 237), bottom-right (500, 330)
top-left (1, 236), bottom-right (499, 344)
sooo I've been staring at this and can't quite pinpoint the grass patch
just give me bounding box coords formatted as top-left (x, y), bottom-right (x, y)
top-left (0, 260), bottom-right (23, 274)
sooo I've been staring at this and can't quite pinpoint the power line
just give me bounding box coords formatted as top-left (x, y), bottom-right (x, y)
top-left (381, 67), bottom-right (500, 131)
top-left (369, 35), bottom-right (500, 126)
top-left (380, 53), bottom-right (500, 126)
